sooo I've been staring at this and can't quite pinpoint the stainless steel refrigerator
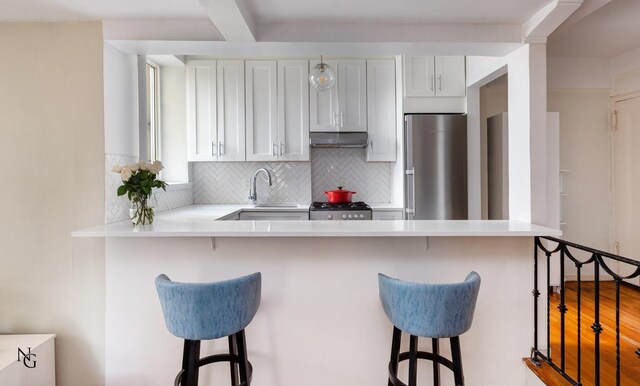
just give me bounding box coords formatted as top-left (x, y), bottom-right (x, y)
top-left (405, 114), bottom-right (468, 220)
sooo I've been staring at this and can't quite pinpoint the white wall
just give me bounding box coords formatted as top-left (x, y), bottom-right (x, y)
top-left (159, 65), bottom-right (189, 183)
top-left (104, 43), bottom-right (138, 158)
top-left (0, 22), bottom-right (105, 386)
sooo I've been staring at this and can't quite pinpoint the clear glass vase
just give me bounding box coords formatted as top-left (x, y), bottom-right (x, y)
top-left (129, 194), bottom-right (157, 226)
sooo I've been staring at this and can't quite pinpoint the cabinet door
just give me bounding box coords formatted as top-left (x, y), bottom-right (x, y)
top-left (403, 56), bottom-right (435, 97)
top-left (372, 210), bottom-right (404, 220)
top-left (186, 60), bottom-right (217, 161)
top-left (309, 59), bottom-right (339, 132)
top-left (278, 60), bottom-right (310, 161)
top-left (435, 56), bottom-right (466, 97)
top-left (217, 60), bottom-right (246, 161)
top-left (246, 61), bottom-right (278, 162)
top-left (338, 60), bottom-right (367, 132)
top-left (366, 60), bottom-right (396, 162)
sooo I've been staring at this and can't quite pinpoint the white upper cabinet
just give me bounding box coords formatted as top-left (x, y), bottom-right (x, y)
top-left (434, 56), bottom-right (466, 97)
top-left (217, 60), bottom-right (246, 161)
top-left (246, 60), bottom-right (278, 161)
top-left (309, 59), bottom-right (339, 132)
top-left (366, 60), bottom-right (396, 162)
top-left (278, 60), bottom-right (310, 161)
top-left (246, 60), bottom-right (310, 162)
top-left (338, 60), bottom-right (367, 132)
top-left (187, 60), bottom-right (217, 162)
top-left (403, 56), bottom-right (435, 97)
top-left (310, 59), bottom-right (366, 132)
top-left (403, 56), bottom-right (465, 97)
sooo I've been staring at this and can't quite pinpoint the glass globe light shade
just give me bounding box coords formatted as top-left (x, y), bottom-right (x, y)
top-left (309, 62), bottom-right (336, 91)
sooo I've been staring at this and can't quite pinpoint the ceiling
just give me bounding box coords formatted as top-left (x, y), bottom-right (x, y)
top-left (548, 0), bottom-right (640, 59)
top-left (1, 0), bottom-right (550, 25)
top-left (245, 0), bottom-right (550, 25)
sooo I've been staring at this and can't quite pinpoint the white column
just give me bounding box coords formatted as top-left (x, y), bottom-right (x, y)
top-left (507, 43), bottom-right (548, 225)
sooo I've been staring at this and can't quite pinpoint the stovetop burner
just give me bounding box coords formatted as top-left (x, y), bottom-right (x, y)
top-left (310, 201), bottom-right (371, 211)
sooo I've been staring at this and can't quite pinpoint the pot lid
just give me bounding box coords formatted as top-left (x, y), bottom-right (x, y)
top-left (324, 186), bottom-right (356, 194)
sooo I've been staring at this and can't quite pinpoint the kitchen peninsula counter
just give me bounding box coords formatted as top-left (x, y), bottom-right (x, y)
top-left (73, 204), bottom-right (560, 238)
top-left (77, 204), bottom-right (560, 386)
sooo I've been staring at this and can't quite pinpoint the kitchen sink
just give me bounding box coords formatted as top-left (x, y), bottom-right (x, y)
top-left (254, 204), bottom-right (299, 208)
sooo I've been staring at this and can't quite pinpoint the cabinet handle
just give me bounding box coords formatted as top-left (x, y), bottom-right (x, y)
top-left (340, 112), bottom-right (344, 127)
top-left (218, 141), bottom-right (224, 156)
top-left (212, 142), bottom-right (217, 156)
top-left (332, 112), bottom-right (339, 128)
top-left (370, 140), bottom-right (374, 153)
top-left (280, 142), bottom-right (284, 156)
top-left (273, 142), bottom-right (277, 156)
top-left (438, 75), bottom-right (442, 91)
top-left (430, 74), bottom-right (434, 91)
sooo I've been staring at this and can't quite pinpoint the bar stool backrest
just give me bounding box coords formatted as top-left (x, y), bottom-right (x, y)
top-left (378, 272), bottom-right (481, 338)
top-left (155, 272), bottom-right (262, 340)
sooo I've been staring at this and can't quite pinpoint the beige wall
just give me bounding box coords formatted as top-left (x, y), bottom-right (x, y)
top-left (548, 89), bottom-right (611, 251)
top-left (0, 22), bottom-right (105, 385)
top-left (479, 78), bottom-right (611, 252)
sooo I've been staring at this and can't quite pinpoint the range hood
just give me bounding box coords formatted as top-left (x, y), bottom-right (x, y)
top-left (309, 132), bottom-right (368, 148)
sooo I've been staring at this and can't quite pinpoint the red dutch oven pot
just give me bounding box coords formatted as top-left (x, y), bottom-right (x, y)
top-left (324, 186), bottom-right (357, 204)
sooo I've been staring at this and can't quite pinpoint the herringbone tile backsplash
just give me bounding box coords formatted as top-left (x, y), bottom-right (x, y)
top-left (311, 148), bottom-right (392, 203)
top-left (108, 149), bottom-right (393, 211)
top-left (193, 162), bottom-right (312, 204)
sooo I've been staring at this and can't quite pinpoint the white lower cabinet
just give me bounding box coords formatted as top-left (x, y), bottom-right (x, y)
top-left (366, 59), bottom-right (397, 162)
top-left (246, 60), bottom-right (309, 161)
top-left (372, 209), bottom-right (404, 220)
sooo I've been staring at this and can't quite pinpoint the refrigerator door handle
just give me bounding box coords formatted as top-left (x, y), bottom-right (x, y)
top-left (405, 168), bottom-right (416, 219)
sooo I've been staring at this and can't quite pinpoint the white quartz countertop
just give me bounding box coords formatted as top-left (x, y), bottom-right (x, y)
top-left (72, 205), bottom-right (561, 238)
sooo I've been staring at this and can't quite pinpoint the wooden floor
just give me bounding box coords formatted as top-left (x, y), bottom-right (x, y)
top-left (526, 281), bottom-right (640, 385)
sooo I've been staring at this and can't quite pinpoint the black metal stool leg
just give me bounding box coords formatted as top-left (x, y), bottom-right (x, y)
top-left (236, 329), bottom-right (251, 386)
top-left (408, 335), bottom-right (418, 386)
top-left (183, 339), bottom-right (201, 386)
top-left (432, 338), bottom-right (440, 386)
top-left (450, 336), bottom-right (464, 386)
top-left (229, 334), bottom-right (239, 386)
top-left (388, 327), bottom-right (402, 386)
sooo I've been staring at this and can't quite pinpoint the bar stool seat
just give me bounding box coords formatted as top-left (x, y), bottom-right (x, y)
top-left (155, 273), bottom-right (261, 386)
top-left (378, 272), bottom-right (481, 386)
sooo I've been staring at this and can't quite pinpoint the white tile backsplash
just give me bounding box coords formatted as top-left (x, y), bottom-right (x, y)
top-left (311, 148), bottom-right (393, 203)
top-left (105, 154), bottom-right (194, 223)
top-left (193, 162), bottom-right (312, 204)
top-left (105, 148), bottom-right (393, 217)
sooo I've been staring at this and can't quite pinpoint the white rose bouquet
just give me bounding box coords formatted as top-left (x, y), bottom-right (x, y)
top-left (112, 161), bottom-right (167, 225)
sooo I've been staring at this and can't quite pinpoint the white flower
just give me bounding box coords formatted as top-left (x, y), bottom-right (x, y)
top-left (129, 162), bottom-right (141, 172)
top-left (121, 167), bottom-right (132, 181)
top-left (139, 162), bottom-right (150, 171)
top-left (150, 160), bottom-right (164, 174)
top-left (112, 165), bottom-right (123, 173)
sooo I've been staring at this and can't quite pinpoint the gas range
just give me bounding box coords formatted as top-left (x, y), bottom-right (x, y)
top-left (309, 201), bottom-right (372, 221)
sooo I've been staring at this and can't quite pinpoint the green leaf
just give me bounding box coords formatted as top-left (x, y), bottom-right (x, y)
top-left (117, 185), bottom-right (127, 196)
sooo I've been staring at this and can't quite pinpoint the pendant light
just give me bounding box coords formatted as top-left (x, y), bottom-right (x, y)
top-left (309, 55), bottom-right (336, 91)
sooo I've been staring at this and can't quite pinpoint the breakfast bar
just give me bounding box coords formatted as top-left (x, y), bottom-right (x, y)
top-left (74, 205), bottom-right (560, 386)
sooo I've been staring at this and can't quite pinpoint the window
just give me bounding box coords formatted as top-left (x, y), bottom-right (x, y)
top-left (146, 62), bottom-right (160, 162)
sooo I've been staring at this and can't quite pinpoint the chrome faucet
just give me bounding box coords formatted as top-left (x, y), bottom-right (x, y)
top-left (248, 168), bottom-right (273, 205)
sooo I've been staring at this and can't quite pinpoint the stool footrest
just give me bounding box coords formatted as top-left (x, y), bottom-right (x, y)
top-left (174, 354), bottom-right (254, 386)
top-left (388, 350), bottom-right (455, 386)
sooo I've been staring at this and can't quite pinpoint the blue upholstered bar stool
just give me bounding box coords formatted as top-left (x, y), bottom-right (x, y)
top-left (155, 273), bottom-right (261, 386)
top-left (378, 272), bottom-right (481, 386)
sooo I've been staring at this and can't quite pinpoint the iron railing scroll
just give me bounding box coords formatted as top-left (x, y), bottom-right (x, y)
top-left (532, 236), bottom-right (640, 386)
